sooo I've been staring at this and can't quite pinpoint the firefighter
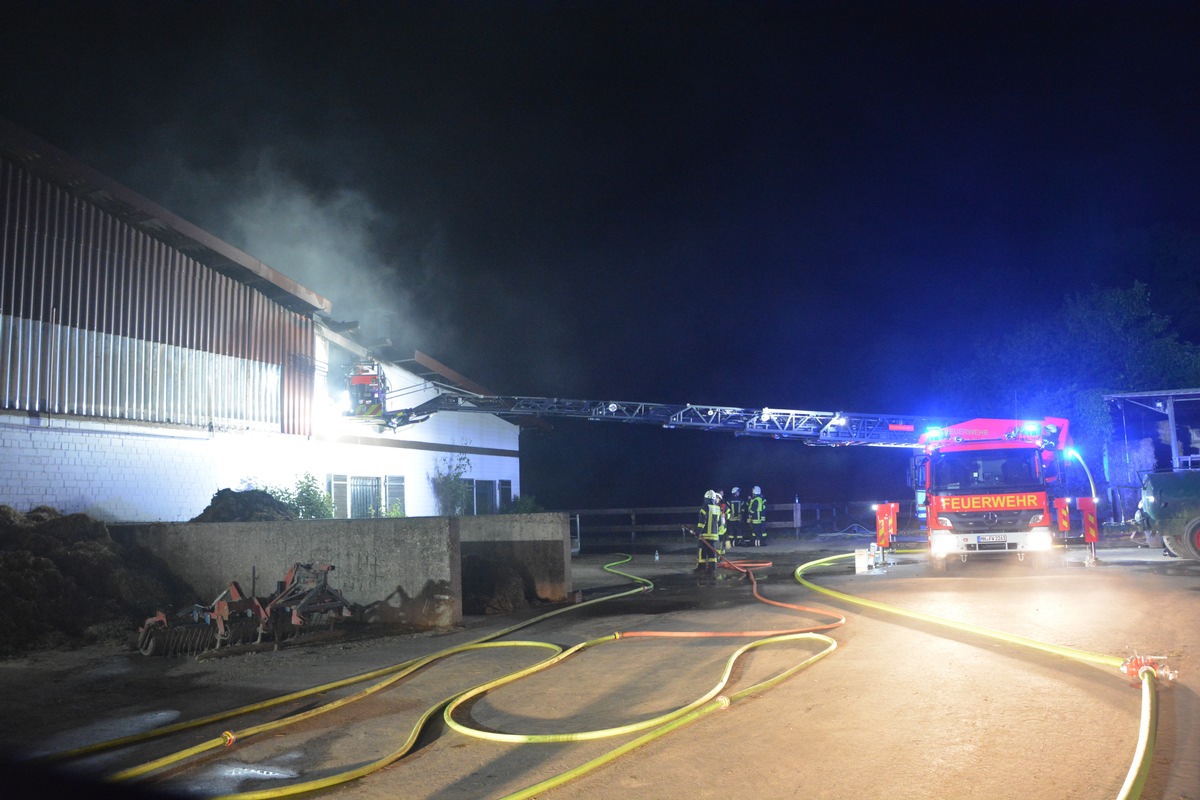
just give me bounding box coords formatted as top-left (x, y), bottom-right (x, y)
top-left (696, 489), bottom-right (723, 574)
top-left (748, 485), bottom-right (767, 546)
top-left (726, 486), bottom-right (744, 547)
top-left (715, 490), bottom-right (728, 558)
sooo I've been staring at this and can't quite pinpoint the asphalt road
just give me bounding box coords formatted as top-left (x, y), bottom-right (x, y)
top-left (1, 535), bottom-right (1196, 800)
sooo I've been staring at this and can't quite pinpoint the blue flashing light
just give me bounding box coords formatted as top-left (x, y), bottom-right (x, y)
top-left (1022, 421), bottom-right (1040, 435)
top-left (925, 426), bottom-right (943, 439)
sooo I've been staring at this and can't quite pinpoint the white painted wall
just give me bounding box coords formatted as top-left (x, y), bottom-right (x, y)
top-left (0, 408), bottom-right (519, 523)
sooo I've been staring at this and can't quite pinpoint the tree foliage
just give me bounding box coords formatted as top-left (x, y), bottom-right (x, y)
top-left (1114, 226), bottom-right (1200, 346)
top-left (942, 281), bottom-right (1200, 489)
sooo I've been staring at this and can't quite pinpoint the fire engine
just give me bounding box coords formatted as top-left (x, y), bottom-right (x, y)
top-left (344, 357), bottom-right (1089, 569)
top-left (915, 418), bottom-right (1073, 571)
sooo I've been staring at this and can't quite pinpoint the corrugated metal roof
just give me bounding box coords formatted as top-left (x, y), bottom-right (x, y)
top-left (0, 116), bottom-right (332, 317)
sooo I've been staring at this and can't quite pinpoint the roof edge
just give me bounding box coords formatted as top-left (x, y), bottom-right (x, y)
top-left (0, 116), bottom-right (332, 316)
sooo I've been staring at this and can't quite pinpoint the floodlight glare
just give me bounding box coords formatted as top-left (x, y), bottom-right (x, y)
top-left (1026, 530), bottom-right (1053, 551)
top-left (1067, 448), bottom-right (1098, 499)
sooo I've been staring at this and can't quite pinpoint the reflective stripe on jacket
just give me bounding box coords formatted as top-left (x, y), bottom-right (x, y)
top-left (698, 500), bottom-right (723, 538)
top-left (728, 499), bottom-right (744, 521)
top-left (748, 495), bottom-right (766, 523)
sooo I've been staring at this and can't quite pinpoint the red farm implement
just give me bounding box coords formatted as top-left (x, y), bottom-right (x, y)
top-left (137, 562), bottom-right (357, 657)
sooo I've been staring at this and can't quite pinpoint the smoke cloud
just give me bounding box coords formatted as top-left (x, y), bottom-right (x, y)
top-left (135, 141), bottom-right (469, 368)
top-left (219, 153), bottom-right (411, 342)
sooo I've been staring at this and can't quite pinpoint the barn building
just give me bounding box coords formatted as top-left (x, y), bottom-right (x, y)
top-left (0, 118), bottom-right (521, 523)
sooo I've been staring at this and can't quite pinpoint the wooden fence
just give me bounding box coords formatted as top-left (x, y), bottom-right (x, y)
top-left (567, 500), bottom-right (926, 554)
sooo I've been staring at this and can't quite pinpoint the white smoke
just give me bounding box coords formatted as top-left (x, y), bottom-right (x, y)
top-left (216, 152), bottom-right (417, 345)
top-left (124, 140), bottom-right (474, 365)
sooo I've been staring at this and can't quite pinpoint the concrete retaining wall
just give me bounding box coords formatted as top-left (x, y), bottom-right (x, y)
top-left (115, 512), bottom-right (571, 630)
top-left (459, 512), bottom-right (573, 602)
top-left (118, 517), bottom-right (462, 629)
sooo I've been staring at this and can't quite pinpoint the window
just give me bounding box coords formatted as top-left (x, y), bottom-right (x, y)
top-left (350, 476), bottom-right (382, 518)
top-left (499, 479), bottom-right (512, 509)
top-left (385, 475), bottom-right (405, 516)
top-left (329, 474), bottom-right (348, 518)
top-left (475, 479), bottom-right (497, 515)
top-left (931, 449), bottom-right (1041, 491)
top-left (328, 474), bottom-right (391, 518)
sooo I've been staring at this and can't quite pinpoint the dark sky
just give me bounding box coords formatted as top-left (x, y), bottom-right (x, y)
top-left (3, 2), bottom-right (1199, 509)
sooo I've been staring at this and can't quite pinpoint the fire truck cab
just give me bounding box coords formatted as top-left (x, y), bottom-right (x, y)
top-left (914, 417), bottom-right (1070, 572)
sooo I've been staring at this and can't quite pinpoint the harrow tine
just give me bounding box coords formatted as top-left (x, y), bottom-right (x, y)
top-left (138, 562), bottom-right (357, 658)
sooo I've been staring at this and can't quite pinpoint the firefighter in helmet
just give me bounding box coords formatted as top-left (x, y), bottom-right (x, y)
top-left (726, 486), bottom-right (744, 547)
top-left (747, 485), bottom-right (767, 546)
top-left (696, 489), bottom-right (723, 574)
top-left (715, 490), bottom-right (728, 559)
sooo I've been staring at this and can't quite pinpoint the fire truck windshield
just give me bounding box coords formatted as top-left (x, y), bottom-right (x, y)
top-left (931, 448), bottom-right (1041, 491)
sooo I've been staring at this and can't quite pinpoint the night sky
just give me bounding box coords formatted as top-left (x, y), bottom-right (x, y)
top-left (4, 2), bottom-right (1199, 509)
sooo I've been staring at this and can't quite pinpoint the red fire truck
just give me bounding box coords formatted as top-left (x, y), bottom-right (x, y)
top-left (915, 418), bottom-right (1072, 571)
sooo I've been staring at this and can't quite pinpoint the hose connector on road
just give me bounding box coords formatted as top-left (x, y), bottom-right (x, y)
top-left (1121, 654), bottom-right (1176, 683)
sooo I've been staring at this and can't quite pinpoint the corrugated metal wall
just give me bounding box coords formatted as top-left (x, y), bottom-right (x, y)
top-left (0, 155), bottom-right (314, 435)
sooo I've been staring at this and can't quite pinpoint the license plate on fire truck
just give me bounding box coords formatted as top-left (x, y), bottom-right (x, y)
top-left (978, 534), bottom-right (1007, 543)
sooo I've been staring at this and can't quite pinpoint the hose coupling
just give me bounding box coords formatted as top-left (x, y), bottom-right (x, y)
top-left (1121, 654), bottom-right (1176, 683)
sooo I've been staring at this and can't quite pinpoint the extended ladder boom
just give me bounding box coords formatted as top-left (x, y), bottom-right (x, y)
top-left (386, 391), bottom-right (941, 447)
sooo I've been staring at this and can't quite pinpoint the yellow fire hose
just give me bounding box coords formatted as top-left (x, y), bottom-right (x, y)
top-left (107, 640), bottom-right (563, 783)
top-left (45, 551), bottom-right (1164, 800)
top-left (58, 554), bottom-right (837, 799)
top-left (444, 631), bottom-right (837, 744)
top-left (493, 632), bottom-right (839, 800)
top-left (47, 571), bottom-right (653, 765)
top-left (794, 551), bottom-right (1163, 800)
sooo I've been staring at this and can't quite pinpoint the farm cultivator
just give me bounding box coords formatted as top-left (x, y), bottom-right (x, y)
top-left (137, 562), bottom-right (358, 657)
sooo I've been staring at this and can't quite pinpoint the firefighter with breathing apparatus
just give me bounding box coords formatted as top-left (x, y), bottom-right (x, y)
top-left (696, 489), bottom-right (724, 575)
top-left (726, 486), bottom-right (744, 547)
top-left (748, 485), bottom-right (767, 546)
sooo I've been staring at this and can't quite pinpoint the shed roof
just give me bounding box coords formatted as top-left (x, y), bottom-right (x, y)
top-left (0, 117), bottom-right (332, 317)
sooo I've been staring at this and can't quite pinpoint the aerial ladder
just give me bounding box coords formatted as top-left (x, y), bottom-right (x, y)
top-left (357, 376), bottom-right (945, 448)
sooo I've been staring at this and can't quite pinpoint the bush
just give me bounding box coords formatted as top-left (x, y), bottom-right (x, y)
top-left (429, 453), bottom-right (472, 516)
top-left (368, 500), bottom-right (405, 518)
top-left (500, 495), bottom-right (544, 514)
top-left (261, 472), bottom-right (335, 519)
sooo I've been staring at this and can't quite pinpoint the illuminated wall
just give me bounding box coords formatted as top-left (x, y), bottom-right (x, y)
top-left (0, 122), bottom-right (520, 521)
top-left (0, 406), bottom-right (519, 522)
